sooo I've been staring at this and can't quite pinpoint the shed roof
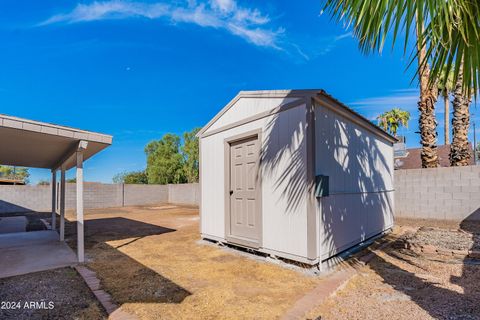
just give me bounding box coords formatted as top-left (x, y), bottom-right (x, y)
top-left (197, 89), bottom-right (397, 143)
top-left (0, 114), bottom-right (112, 170)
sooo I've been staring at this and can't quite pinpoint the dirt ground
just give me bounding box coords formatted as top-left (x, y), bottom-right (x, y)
top-left (0, 268), bottom-right (106, 320)
top-left (305, 222), bottom-right (480, 320)
top-left (10, 207), bottom-right (478, 319)
top-left (63, 205), bottom-right (321, 319)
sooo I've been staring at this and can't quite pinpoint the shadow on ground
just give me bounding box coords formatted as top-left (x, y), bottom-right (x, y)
top-left (365, 213), bottom-right (480, 319)
top-left (0, 210), bottom-right (48, 232)
top-left (63, 214), bottom-right (191, 305)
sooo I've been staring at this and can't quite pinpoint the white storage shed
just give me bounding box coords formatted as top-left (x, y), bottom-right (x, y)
top-left (197, 90), bottom-right (396, 269)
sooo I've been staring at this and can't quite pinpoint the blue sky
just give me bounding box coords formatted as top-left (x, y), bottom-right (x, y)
top-left (1, 0), bottom-right (478, 184)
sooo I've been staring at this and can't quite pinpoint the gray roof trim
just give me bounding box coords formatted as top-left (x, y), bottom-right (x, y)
top-left (196, 90), bottom-right (317, 138)
top-left (0, 114), bottom-right (113, 144)
top-left (199, 98), bottom-right (305, 138)
top-left (314, 92), bottom-right (398, 144)
top-left (197, 89), bottom-right (397, 143)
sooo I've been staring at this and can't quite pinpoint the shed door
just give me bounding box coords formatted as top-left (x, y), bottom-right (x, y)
top-left (228, 135), bottom-right (261, 247)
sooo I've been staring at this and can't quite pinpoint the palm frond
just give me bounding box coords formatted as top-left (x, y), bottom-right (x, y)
top-left (322, 0), bottom-right (480, 96)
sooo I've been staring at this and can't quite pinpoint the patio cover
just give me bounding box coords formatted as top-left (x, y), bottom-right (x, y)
top-left (0, 114), bottom-right (113, 262)
top-left (0, 114), bottom-right (112, 169)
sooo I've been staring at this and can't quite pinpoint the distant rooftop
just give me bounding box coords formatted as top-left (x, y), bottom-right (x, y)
top-left (0, 177), bottom-right (25, 185)
top-left (394, 144), bottom-right (475, 169)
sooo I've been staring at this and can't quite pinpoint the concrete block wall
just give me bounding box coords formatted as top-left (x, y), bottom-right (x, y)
top-left (124, 184), bottom-right (168, 206)
top-left (0, 183), bottom-right (199, 214)
top-left (88, 183), bottom-right (123, 208)
top-left (0, 185), bottom-right (51, 213)
top-left (395, 166), bottom-right (480, 221)
top-left (168, 183), bottom-right (199, 205)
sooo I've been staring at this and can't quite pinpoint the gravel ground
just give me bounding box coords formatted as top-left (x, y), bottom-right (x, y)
top-left (0, 268), bottom-right (106, 320)
top-left (408, 227), bottom-right (480, 251)
top-left (305, 226), bottom-right (480, 320)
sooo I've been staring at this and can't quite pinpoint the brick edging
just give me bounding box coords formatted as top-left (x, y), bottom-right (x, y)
top-left (75, 266), bottom-right (138, 320)
top-left (281, 237), bottom-right (396, 320)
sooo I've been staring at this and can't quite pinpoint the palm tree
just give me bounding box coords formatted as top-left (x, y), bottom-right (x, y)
top-left (416, 21), bottom-right (439, 167)
top-left (437, 66), bottom-right (455, 145)
top-left (450, 64), bottom-right (472, 166)
top-left (321, 0), bottom-right (480, 95)
top-left (322, 1), bottom-right (480, 167)
top-left (377, 108), bottom-right (411, 137)
top-left (322, 1), bottom-right (441, 167)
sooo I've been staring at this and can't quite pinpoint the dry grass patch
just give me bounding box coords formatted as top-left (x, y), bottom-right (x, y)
top-left (65, 205), bottom-right (320, 319)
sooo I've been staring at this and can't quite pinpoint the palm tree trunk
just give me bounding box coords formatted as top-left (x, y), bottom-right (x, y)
top-left (444, 93), bottom-right (450, 145)
top-left (417, 21), bottom-right (439, 168)
top-left (450, 65), bottom-right (471, 166)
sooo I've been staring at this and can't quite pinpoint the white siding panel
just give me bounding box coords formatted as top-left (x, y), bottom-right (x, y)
top-left (261, 104), bottom-right (308, 258)
top-left (319, 191), bottom-right (394, 259)
top-left (315, 104), bottom-right (394, 260)
top-left (205, 97), bottom-right (301, 133)
top-left (200, 133), bottom-right (225, 238)
top-left (200, 103), bottom-right (309, 259)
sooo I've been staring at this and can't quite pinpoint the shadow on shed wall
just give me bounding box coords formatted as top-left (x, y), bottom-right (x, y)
top-left (259, 94), bottom-right (393, 260)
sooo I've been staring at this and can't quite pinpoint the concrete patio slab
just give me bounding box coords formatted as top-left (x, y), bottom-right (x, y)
top-left (0, 216), bottom-right (27, 234)
top-left (0, 230), bottom-right (77, 279)
top-left (0, 230), bottom-right (58, 249)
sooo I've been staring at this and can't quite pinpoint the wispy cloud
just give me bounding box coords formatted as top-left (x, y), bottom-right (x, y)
top-left (349, 89), bottom-right (419, 109)
top-left (316, 31), bottom-right (353, 56)
top-left (334, 31), bottom-right (352, 41)
top-left (39, 0), bottom-right (283, 49)
top-left (347, 89), bottom-right (420, 121)
top-left (278, 31), bottom-right (353, 61)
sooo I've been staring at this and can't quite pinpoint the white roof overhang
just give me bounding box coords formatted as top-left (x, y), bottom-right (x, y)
top-left (0, 114), bottom-right (113, 170)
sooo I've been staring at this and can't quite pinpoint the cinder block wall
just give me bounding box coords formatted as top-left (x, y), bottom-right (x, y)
top-left (124, 184), bottom-right (168, 206)
top-left (86, 183), bottom-right (123, 208)
top-left (0, 183), bottom-right (198, 214)
top-left (168, 183), bottom-right (199, 205)
top-left (395, 166), bottom-right (480, 221)
top-left (0, 185), bottom-right (51, 213)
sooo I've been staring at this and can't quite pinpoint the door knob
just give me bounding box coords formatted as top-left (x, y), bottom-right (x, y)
top-left (229, 190), bottom-right (233, 195)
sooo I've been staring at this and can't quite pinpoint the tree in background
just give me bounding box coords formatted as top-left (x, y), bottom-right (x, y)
top-left (37, 177), bottom-right (76, 185)
top-left (322, 0), bottom-right (439, 167)
top-left (113, 171), bottom-right (148, 184)
top-left (182, 128), bottom-right (200, 183)
top-left (145, 134), bottom-right (186, 184)
top-left (476, 143), bottom-right (480, 163)
top-left (377, 108), bottom-right (410, 138)
top-left (115, 128), bottom-right (200, 185)
top-left (450, 64), bottom-right (472, 166)
top-left (437, 65), bottom-right (455, 145)
top-left (0, 166), bottom-right (30, 183)
top-left (416, 20), bottom-right (439, 168)
top-left (322, 1), bottom-right (480, 167)
top-left (37, 180), bottom-right (49, 186)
